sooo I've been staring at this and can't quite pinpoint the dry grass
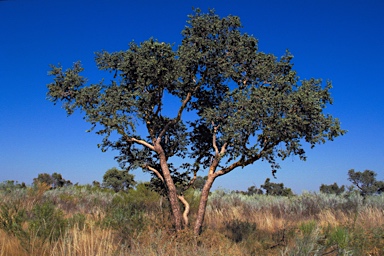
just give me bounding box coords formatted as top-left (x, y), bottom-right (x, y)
top-left (1, 187), bottom-right (383, 255)
top-left (50, 225), bottom-right (121, 256)
top-left (0, 229), bottom-right (28, 256)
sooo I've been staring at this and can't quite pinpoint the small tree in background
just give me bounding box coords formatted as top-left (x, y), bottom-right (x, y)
top-left (33, 173), bottom-right (54, 187)
top-left (51, 172), bottom-right (72, 188)
top-left (261, 178), bottom-right (293, 196)
top-left (92, 180), bottom-right (101, 188)
top-left (246, 185), bottom-right (263, 195)
top-left (102, 167), bottom-right (136, 193)
top-left (0, 180), bottom-right (26, 191)
top-left (320, 182), bottom-right (345, 195)
top-left (193, 176), bottom-right (207, 191)
top-left (33, 172), bottom-right (72, 189)
top-left (348, 169), bottom-right (384, 196)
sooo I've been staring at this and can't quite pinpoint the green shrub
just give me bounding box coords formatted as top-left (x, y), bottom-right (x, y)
top-left (68, 213), bottom-right (86, 230)
top-left (29, 201), bottom-right (67, 242)
top-left (328, 226), bottom-right (350, 253)
top-left (0, 201), bottom-right (28, 239)
top-left (102, 193), bottom-right (148, 244)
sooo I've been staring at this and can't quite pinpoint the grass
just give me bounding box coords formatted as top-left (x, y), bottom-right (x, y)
top-left (1, 184), bottom-right (383, 255)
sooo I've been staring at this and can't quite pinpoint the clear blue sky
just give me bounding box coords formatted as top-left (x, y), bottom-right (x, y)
top-left (1, 0), bottom-right (383, 193)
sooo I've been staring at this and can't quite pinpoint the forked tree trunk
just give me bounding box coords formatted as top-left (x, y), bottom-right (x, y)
top-left (194, 173), bottom-right (216, 235)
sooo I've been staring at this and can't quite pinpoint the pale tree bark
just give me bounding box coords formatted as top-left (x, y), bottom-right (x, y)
top-left (193, 128), bottom-right (225, 235)
top-left (194, 172), bottom-right (217, 235)
top-left (154, 142), bottom-right (183, 232)
top-left (177, 195), bottom-right (190, 226)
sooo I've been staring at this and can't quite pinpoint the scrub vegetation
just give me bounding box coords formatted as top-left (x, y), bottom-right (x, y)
top-left (1, 179), bottom-right (383, 256)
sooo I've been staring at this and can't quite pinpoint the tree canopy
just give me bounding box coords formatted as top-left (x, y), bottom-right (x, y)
top-left (47, 9), bottom-right (345, 234)
top-left (261, 178), bottom-right (293, 196)
top-left (320, 182), bottom-right (345, 195)
top-left (33, 172), bottom-right (72, 189)
top-left (102, 167), bottom-right (136, 192)
top-left (348, 169), bottom-right (384, 196)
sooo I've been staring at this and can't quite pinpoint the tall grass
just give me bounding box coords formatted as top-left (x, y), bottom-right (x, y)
top-left (1, 185), bottom-right (383, 255)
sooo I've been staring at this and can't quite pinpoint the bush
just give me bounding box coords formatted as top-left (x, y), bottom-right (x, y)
top-left (0, 201), bottom-right (28, 239)
top-left (29, 201), bottom-right (67, 242)
top-left (102, 193), bottom-right (148, 245)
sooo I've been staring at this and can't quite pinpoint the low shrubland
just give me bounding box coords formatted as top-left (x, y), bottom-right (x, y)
top-left (1, 183), bottom-right (383, 255)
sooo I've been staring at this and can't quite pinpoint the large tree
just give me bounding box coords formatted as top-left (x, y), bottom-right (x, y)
top-left (47, 9), bottom-right (345, 234)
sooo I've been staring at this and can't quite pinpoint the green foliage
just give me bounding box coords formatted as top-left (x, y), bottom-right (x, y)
top-left (0, 201), bottom-right (27, 238)
top-left (348, 169), bottom-right (384, 196)
top-left (33, 173), bottom-right (54, 187)
top-left (328, 226), bottom-right (350, 252)
top-left (320, 182), bottom-right (345, 195)
top-left (33, 172), bottom-right (72, 188)
top-left (102, 167), bottom-right (136, 192)
top-left (92, 180), bottom-right (101, 187)
top-left (0, 180), bottom-right (26, 192)
top-left (51, 172), bottom-right (72, 188)
top-left (299, 220), bottom-right (318, 237)
top-left (193, 176), bottom-right (207, 191)
top-left (102, 194), bottom-right (148, 244)
top-left (68, 213), bottom-right (86, 230)
top-left (29, 201), bottom-right (67, 242)
top-left (261, 178), bottom-right (293, 196)
top-left (284, 221), bottom-right (322, 255)
top-left (246, 185), bottom-right (263, 195)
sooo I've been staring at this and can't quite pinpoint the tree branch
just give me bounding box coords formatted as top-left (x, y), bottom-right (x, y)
top-left (215, 141), bottom-right (277, 177)
top-left (129, 137), bottom-right (155, 151)
top-left (212, 122), bottom-right (220, 155)
top-left (177, 194), bottom-right (190, 226)
top-left (157, 91), bottom-right (192, 143)
top-left (116, 126), bottom-right (155, 151)
top-left (145, 165), bottom-right (164, 183)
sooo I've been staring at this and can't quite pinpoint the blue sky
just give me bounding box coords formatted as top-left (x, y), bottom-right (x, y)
top-left (1, 0), bottom-right (383, 193)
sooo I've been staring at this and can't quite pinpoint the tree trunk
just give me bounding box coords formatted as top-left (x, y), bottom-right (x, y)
top-left (156, 145), bottom-right (183, 231)
top-left (194, 173), bottom-right (216, 235)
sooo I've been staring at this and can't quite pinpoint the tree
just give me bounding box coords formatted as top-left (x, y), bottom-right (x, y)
top-left (193, 176), bottom-right (207, 191)
top-left (347, 169), bottom-right (384, 196)
top-left (92, 180), bottom-right (101, 188)
top-left (33, 172), bottom-right (72, 188)
top-left (261, 178), bottom-right (293, 196)
top-left (47, 9), bottom-right (345, 234)
top-left (102, 167), bottom-right (136, 192)
top-left (246, 185), bottom-right (263, 195)
top-left (320, 182), bottom-right (345, 195)
top-left (0, 180), bottom-right (26, 191)
top-left (51, 172), bottom-right (72, 188)
top-left (33, 173), bottom-right (54, 187)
